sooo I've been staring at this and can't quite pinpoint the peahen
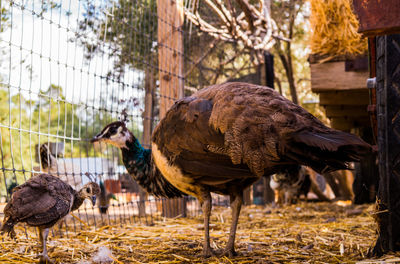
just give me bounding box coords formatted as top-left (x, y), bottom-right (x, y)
top-left (1, 174), bottom-right (100, 264)
top-left (91, 82), bottom-right (372, 257)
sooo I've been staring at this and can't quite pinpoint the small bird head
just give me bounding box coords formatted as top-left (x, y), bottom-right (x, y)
top-left (79, 182), bottom-right (101, 206)
top-left (91, 121), bottom-right (133, 149)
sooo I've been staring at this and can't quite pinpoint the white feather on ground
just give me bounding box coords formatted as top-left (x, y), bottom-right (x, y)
top-left (91, 246), bottom-right (114, 264)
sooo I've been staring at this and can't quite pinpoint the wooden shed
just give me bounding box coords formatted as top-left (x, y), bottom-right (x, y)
top-left (309, 54), bottom-right (370, 132)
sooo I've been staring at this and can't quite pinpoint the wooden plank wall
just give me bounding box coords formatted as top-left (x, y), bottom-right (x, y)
top-left (310, 59), bottom-right (370, 131)
top-left (353, 0), bottom-right (400, 37)
top-left (310, 61), bottom-right (368, 92)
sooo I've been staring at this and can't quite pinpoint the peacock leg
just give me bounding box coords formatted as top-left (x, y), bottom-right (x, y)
top-left (222, 191), bottom-right (243, 258)
top-left (200, 191), bottom-right (214, 257)
top-left (38, 227), bottom-right (53, 264)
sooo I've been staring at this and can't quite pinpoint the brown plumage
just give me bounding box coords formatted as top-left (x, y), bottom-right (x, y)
top-left (1, 174), bottom-right (100, 264)
top-left (92, 82), bottom-right (372, 257)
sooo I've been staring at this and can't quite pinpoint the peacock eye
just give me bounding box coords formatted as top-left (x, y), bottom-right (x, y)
top-left (86, 187), bottom-right (91, 193)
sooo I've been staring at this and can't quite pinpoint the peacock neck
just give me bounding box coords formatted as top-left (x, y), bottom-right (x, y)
top-left (121, 137), bottom-right (152, 184)
top-left (120, 137), bottom-right (184, 198)
top-left (71, 192), bottom-right (85, 212)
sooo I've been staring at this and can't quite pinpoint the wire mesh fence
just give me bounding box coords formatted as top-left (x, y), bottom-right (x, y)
top-left (0, 0), bottom-right (237, 238)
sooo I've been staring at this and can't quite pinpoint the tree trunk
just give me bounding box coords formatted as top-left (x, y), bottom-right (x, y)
top-left (274, 0), bottom-right (299, 104)
top-left (277, 51), bottom-right (298, 104)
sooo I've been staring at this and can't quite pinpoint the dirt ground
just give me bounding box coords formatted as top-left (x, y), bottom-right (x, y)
top-left (1, 202), bottom-right (399, 263)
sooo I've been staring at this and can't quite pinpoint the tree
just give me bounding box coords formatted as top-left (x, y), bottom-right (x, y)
top-left (186, 0), bottom-right (282, 57)
top-left (271, 0), bottom-right (308, 105)
top-left (78, 0), bottom-right (157, 80)
top-left (185, 0), bottom-right (310, 105)
top-left (78, 0), bottom-right (155, 141)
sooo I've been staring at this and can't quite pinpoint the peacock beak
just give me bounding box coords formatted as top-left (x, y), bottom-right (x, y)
top-left (90, 135), bottom-right (100, 143)
top-left (91, 195), bottom-right (97, 206)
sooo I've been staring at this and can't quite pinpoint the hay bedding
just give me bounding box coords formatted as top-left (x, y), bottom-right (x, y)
top-left (1, 202), bottom-right (398, 263)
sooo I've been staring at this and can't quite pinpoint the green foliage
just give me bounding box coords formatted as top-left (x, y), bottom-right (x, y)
top-left (1, 3), bottom-right (10, 33)
top-left (0, 2), bottom-right (145, 198)
top-left (270, 1), bottom-right (321, 108)
top-left (0, 83), bottom-right (144, 197)
top-left (78, 0), bottom-right (157, 78)
top-left (0, 85), bottom-right (82, 194)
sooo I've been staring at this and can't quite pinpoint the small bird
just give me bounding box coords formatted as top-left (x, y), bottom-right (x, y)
top-left (269, 165), bottom-right (311, 204)
top-left (1, 174), bottom-right (100, 264)
top-left (39, 143), bottom-right (81, 187)
top-left (39, 143), bottom-right (63, 171)
top-left (91, 82), bottom-right (372, 257)
top-left (98, 181), bottom-right (118, 214)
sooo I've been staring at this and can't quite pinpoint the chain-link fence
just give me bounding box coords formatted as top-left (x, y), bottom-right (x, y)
top-left (0, 0), bottom-right (238, 238)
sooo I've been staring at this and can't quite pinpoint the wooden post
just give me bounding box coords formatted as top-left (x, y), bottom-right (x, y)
top-left (142, 68), bottom-right (155, 149)
top-left (157, 0), bottom-right (184, 117)
top-left (157, 0), bottom-right (186, 218)
top-left (138, 69), bottom-right (156, 219)
top-left (372, 34), bottom-right (400, 255)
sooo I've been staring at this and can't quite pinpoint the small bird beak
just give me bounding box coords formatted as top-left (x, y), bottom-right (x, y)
top-left (91, 195), bottom-right (97, 206)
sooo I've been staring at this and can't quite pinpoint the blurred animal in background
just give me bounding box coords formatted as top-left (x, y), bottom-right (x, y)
top-left (39, 143), bottom-right (63, 170)
top-left (5, 180), bottom-right (18, 202)
top-left (0, 174), bottom-right (100, 264)
top-left (39, 143), bottom-right (81, 187)
top-left (91, 82), bottom-right (373, 257)
top-left (98, 181), bottom-right (118, 214)
top-left (269, 165), bottom-right (311, 204)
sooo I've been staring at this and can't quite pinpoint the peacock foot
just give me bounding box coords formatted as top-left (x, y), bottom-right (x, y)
top-left (38, 254), bottom-right (53, 264)
top-left (202, 246), bottom-right (216, 258)
top-left (219, 247), bottom-right (238, 258)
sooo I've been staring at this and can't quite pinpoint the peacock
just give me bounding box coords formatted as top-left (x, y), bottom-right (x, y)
top-left (1, 174), bottom-right (100, 264)
top-left (91, 82), bottom-right (372, 257)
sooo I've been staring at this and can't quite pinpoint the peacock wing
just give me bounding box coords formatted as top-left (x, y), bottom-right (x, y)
top-left (196, 82), bottom-right (372, 174)
top-left (192, 82), bottom-right (307, 176)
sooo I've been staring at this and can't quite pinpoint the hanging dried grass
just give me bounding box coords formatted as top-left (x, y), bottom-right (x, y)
top-left (309, 0), bottom-right (368, 61)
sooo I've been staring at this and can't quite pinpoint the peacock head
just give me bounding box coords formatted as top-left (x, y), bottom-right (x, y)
top-left (78, 182), bottom-right (100, 206)
top-left (91, 121), bottom-right (134, 149)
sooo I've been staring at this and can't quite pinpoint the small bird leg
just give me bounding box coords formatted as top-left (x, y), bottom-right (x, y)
top-left (38, 227), bottom-right (53, 264)
top-left (222, 192), bottom-right (243, 258)
top-left (200, 191), bottom-right (214, 258)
